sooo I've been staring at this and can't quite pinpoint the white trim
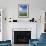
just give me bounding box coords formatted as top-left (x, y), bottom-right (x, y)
top-left (0, 9), bottom-right (3, 41)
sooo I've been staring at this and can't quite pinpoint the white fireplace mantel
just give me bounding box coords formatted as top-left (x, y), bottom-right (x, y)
top-left (6, 22), bottom-right (37, 44)
top-left (12, 22), bottom-right (37, 39)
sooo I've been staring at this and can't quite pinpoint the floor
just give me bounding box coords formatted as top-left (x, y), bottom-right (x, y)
top-left (12, 44), bottom-right (29, 46)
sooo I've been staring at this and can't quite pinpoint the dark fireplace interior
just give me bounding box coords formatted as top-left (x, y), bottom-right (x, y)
top-left (14, 31), bottom-right (31, 44)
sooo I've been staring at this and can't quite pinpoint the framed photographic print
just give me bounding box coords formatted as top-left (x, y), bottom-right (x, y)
top-left (18, 4), bottom-right (29, 18)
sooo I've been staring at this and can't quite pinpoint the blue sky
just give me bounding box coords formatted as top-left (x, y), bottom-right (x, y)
top-left (19, 5), bottom-right (27, 12)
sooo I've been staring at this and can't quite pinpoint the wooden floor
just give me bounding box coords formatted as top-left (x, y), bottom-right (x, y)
top-left (12, 44), bottom-right (29, 46)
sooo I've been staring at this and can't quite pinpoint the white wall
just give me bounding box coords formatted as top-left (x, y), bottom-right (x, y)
top-left (2, 9), bottom-right (8, 40)
top-left (0, 0), bottom-right (46, 11)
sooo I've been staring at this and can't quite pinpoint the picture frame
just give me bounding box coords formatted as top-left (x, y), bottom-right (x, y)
top-left (18, 4), bottom-right (29, 18)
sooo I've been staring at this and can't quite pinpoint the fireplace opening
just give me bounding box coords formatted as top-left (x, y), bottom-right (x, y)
top-left (14, 31), bottom-right (31, 44)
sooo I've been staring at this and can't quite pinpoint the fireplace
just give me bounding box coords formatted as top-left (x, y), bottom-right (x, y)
top-left (14, 31), bottom-right (31, 44)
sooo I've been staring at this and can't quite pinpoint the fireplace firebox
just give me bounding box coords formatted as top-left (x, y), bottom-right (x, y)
top-left (14, 31), bottom-right (31, 44)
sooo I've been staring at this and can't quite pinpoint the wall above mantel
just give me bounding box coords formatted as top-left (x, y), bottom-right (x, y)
top-left (4, 8), bottom-right (44, 23)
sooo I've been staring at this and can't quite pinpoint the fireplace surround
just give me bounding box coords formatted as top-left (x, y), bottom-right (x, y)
top-left (12, 23), bottom-right (37, 44)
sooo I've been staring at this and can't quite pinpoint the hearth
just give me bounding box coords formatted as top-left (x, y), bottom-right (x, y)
top-left (14, 31), bottom-right (31, 44)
